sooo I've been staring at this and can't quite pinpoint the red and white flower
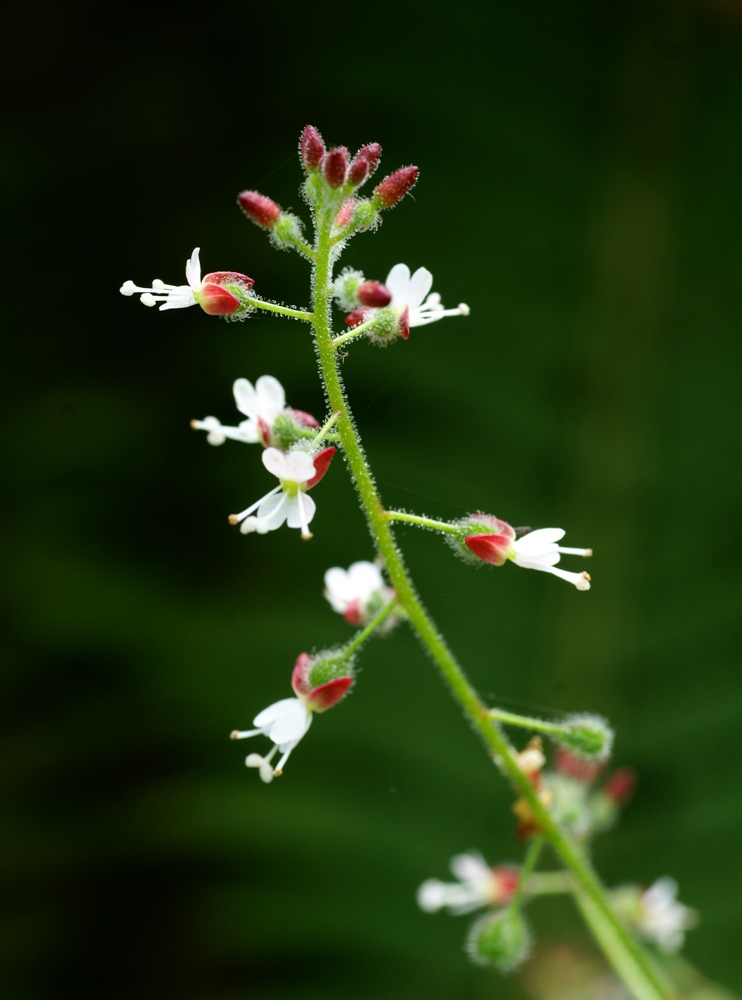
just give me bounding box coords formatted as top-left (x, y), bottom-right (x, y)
top-left (120, 247), bottom-right (252, 315)
top-left (465, 519), bottom-right (592, 591)
top-left (417, 853), bottom-right (520, 915)
top-left (228, 445), bottom-right (335, 539)
top-left (323, 560), bottom-right (396, 625)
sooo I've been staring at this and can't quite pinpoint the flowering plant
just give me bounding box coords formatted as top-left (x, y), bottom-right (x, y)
top-left (120, 126), bottom-right (710, 999)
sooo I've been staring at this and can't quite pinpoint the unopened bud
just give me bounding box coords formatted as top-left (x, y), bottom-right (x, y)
top-left (322, 147), bottom-right (350, 188)
top-left (557, 714), bottom-right (614, 763)
top-left (335, 199), bottom-right (356, 228)
top-left (300, 125), bottom-right (325, 170)
top-left (448, 514), bottom-right (515, 566)
top-left (373, 165), bottom-right (419, 208)
top-left (357, 281), bottom-right (392, 308)
top-left (350, 200), bottom-right (379, 231)
top-left (272, 213), bottom-right (304, 248)
top-left (466, 908), bottom-right (532, 972)
top-left (237, 190), bottom-right (281, 228)
top-left (349, 143), bottom-right (382, 185)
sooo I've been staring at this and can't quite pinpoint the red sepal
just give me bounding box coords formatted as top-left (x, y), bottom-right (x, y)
top-left (290, 408), bottom-right (320, 429)
top-left (342, 600), bottom-right (363, 627)
top-left (399, 305), bottom-right (410, 339)
top-left (304, 676), bottom-right (353, 712)
top-left (257, 416), bottom-right (271, 447)
top-left (345, 307), bottom-right (369, 328)
top-left (554, 747), bottom-right (604, 784)
top-left (464, 532), bottom-right (513, 566)
top-left (203, 271), bottom-right (254, 291)
top-left (335, 199), bottom-right (355, 228)
top-left (291, 651), bottom-right (312, 698)
top-left (199, 283), bottom-right (241, 315)
top-left (306, 446), bottom-right (336, 489)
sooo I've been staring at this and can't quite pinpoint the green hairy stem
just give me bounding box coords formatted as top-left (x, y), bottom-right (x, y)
top-left (308, 204), bottom-right (675, 1000)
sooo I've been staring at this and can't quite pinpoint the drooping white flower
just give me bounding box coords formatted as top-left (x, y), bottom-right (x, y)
top-left (228, 446), bottom-right (335, 540)
top-left (120, 247), bottom-right (252, 315)
top-left (638, 878), bottom-right (697, 953)
top-left (191, 376), bottom-right (287, 447)
top-left (509, 528), bottom-right (592, 591)
top-left (463, 520), bottom-right (592, 590)
top-left (230, 697), bottom-right (312, 783)
top-left (324, 560), bottom-right (396, 625)
top-left (385, 263), bottom-right (469, 332)
top-left (417, 853), bottom-right (519, 915)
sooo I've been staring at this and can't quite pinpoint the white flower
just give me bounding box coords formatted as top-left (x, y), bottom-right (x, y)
top-left (510, 528), bottom-right (592, 590)
top-left (228, 447), bottom-right (319, 539)
top-left (191, 376), bottom-right (286, 447)
top-left (417, 853), bottom-right (518, 915)
top-left (638, 878), bottom-right (697, 953)
top-left (385, 263), bottom-right (469, 329)
top-left (230, 697), bottom-right (312, 783)
top-left (324, 560), bottom-right (395, 625)
top-left (120, 247), bottom-right (204, 310)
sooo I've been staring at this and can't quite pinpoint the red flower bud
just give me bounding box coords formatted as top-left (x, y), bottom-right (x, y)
top-left (202, 271), bottom-right (254, 291)
top-left (349, 143), bottom-right (382, 185)
top-left (237, 190), bottom-right (281, 228)
top-left (374, 165), bottom-right (419, 208)
top-left (306, 446), bottom-right (336, 489)
top-left (464, 518), bottom-right (517, 565)
top-left (357, 281), bottom-right (392, 308)
top-left (335, 199), bottom-right (356, 228)
top-left (300, 125), bottom-right (326, 169)
top-left (603, 767), bottom-right (636, 805)
top-left (305, 676), bottom-right (354, 712)
top-left (322, 147), bottom-right (350, 188)
top-left (290, 408), bottom-right (320, 429)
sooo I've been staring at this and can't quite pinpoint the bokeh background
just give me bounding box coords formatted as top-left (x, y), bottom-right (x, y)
top-left (3, 0), bottom-right (742, 997)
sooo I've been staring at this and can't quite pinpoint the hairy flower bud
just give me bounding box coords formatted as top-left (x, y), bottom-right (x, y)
top-left (322, 147), bottom-right (350, 188)
top-left (349, 143), bottom-right (382, 185)
top-left (237, 190), bottom-right (281, 228)
top-left (466, 908), bottom-right (532, 972)
top-left (300, 125), bottom-right (325, 170)
top-left (556, 714), bottom-right (614, 763)
top-left (357, 281), bottom-right (392, 308)
top-left (373, 165), bottom-right (419, 208)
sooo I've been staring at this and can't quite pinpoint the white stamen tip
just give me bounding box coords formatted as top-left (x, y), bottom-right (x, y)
top-left (458, 303), bottom-right (470, 315)
top-left (273, 768), bottom-right (283, 777)
top-left (140, 293), bottom-right (157, 307)
top-left (584, 548), bottom-right (593, 557)
top-left (152, 278), bottom-right (165, 290)
top-left (120, 281), bottom-right (136, 296)
top-left (301, 531), bottom-right (314, 541)
top-left (228, 514), bottom-right (240, 525)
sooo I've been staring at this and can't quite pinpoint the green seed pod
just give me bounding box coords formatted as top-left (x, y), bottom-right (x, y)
top-left (466, 907), bottom-right (532, 973)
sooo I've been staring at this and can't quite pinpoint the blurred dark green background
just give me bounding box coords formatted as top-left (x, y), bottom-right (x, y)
top-left (3, 1), bottom-right (741, 997)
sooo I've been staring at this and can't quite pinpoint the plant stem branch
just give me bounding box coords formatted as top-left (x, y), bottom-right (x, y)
top-left (309, 207), bottom-right (675, 1000)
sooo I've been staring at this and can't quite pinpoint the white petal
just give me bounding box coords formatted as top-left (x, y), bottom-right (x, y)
top-left (256, 492), bottom-right (289, 529)
top-left (407, 267), bottom-right (433, 309)
top-left (185, 247), bottom-right (201, 290)
top-left (255, 375), bottom-right (286, 419)
top-left (513, 551), bottom-right (561, 568)
top-left (253, 697), bottom-right (301, 729)
top-left (450, 852), bottom-right (490, 885)
top-left (282, 450), bottom-right (316, 484)
top-left (417, 880), bottom-right (447, 913)
top-left (346, 561), bottom-right (384, 598)
top-left (514, 528), bottom-right (566, 555)
top-left (385, 263), bottom-right (412, 305)
top-left (266, 699), bottom-right (311, 744)
top-left (262, 447), bottom-right (288, 479)
top-left (233, 378), bottom-right (258, 417)
top-left (236, 418), bottom-right (260, 443)
top-left (286, 492), bottom-right (316, 530)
